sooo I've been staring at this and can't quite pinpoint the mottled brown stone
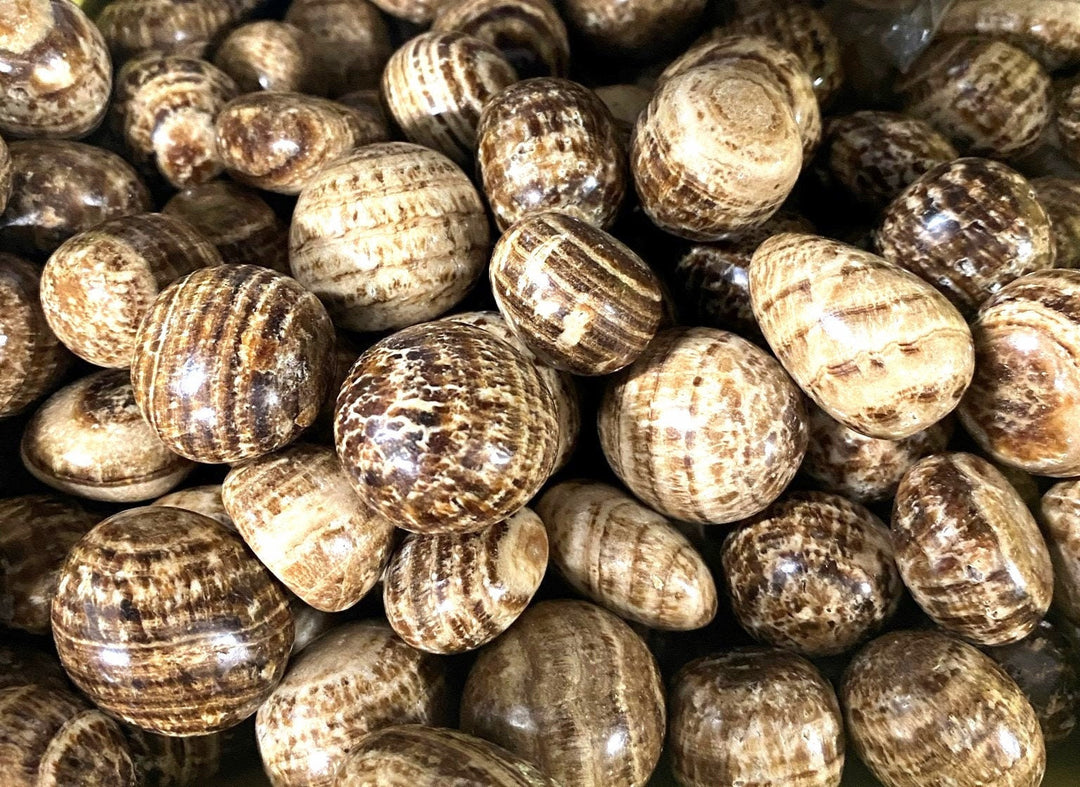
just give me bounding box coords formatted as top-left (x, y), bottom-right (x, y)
top-left (152, 484), bottom-right (233, 529)
top-left (1032, 176), bottom-right (1080, 268)
top-left (284, 0), bottom-right (391, 96)
top-left (95, 0), bottom-right (238, 63)
top-left (433, 0), bottom-right (568, 77)
top-left (560, 0), bottom-right (706, 60)
top-left (213, 21), bottom-right (313, 94)
top-left (941, 0), bottom-right (1080, 71)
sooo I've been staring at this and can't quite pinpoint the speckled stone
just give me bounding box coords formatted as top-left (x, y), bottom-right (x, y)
top-left (877, 158), bottom-right (1055, 316)
top-left (0, 254), bottom-right (72, 418)
top-left (1040, 480), bottom-right (1080, 624)
top-left (290, 141), bottom-right (491, 332)
top-left (216, 92), bottom-right (385, 196)
top-left (1058, 79), bottom-right (1080, 168)
top-left (213, 21), bottom-right (313, 94)
top-left (163, 181), bottom-right (290, 273)
top-left (670, 648), bottom-right (844, 787)
top-left (284, 0), bottom-right (391, 96)
top-left (750, 233), bottom-right (974, 439)
top-left (0, 0), bottom-right (112, 139)
top-left (722, 491), bottom-right (901, 657)
top-left (384, 507), bottom-right (547, 654)
top-left (41, 213), bottom-right (221, 369)
top-left (477, 77), bottom-right (626, 231)
top-left (256, 621), bottom-right (449, 787)
top-left (632, 63), bottom-right (802, 241)
top-left (112, 53), bottom-right (240, 189)
top-left (983, 619), bottom-right (1080, 743)
top-left (822, 111), bottom-right (957, 209)
top-left (50, 507), bottom-right (295, 736)
top-left (131, 264), bottom-right (335, 464)
top-left (461, 600), bottom-right (665, 787)
top-left (333, 89), bottom-right (392, 140)
top-left (661, 33), bottom-right (821, 164)
top-left (893, 452), bottom-right (1053, 645)
top-left (842, 630), bottom-right (1046, 787)
top-left (444, 311), bottom-right (579, 472)
top-left (222, 443), bottom-right (396, 612)
top-left (490, 212), bottom-right (663, 375)
top-left (0, 495), bottom-right (97, 634)
top-left (802, 406), bottom-right (953, 504)
top-left (535, 480), bottom-right (716, 631)
top-left (958, 269), bottom-right (1080, 476)
top-left (672, 212), bottom-right (813, 341)
top-left (1032, 177), bottom-right (1080, 268)
top-left (0, 683), bottom-right (137, 786)
top-left (95, 0), bottom-right (237, 63)
top-left (0, 135), bottom-right (11, 214)
top-left (726, 4), bottom-right (844, 105)
top-left (599, 326), bottom-right (807, 525)
top-left (899, 37), bottom-right (1052, 158)
top-left (0, 140), bottom-right (151, 259)
top-left (337, 725), bottom-right (557, 786)
top-left (433, 0), bottom-right (569, 78)
top-left (382, 31), bottom-right (516, 168)
top-left (560, 0), bottom-right (705, 60)
top-left (21, 369), bottom-right (194, 502)
top-left (335, 320), bottom-right (558, 534)
top-left (152, 484), bottom-right (233, 529)
top-left (941, 0), bottom-right (1080, 71)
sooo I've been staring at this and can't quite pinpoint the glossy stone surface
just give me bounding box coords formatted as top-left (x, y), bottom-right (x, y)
top-left (461, 600), bottom-right (665, 787)
top-left (1040, 480), bottom-right (1080, 625)
top-left (893, 453), bottom-right (1053, 645)
top-left (384, 507), bottom-right (547, 653)
top-left (152, 484), bottom-right (233, 529)
top-left (822, 111), bottom-right (957, 209)
top-left (661, 33), bottom-right (821, 164)
top-left (41, 213), bottom-right (221, 368)
top-left (599, 326), bottom-right (807, 524)
top-left (21, 369), bottom-right (194, 502)
top-left (163, 181), bottom-right (290, 273)
top-left (0, 495), bottom-right (97, 634)
top-left (124, 727), bottom-right (223, 786)
top-left (750, 233), bottom-right (974, 439)
top-left (284, 0), bottom-right (391, 96)
top-left (670, 648), bottom-right (844, 787)
top-left (877, 158), bottom-right (1055, 316)
top-left (842, 630), bottom-right (1045, 787)
top-left (382, 31), bottom-right (517, 168)
top-left (940, 0), bottom-right (1080, 71)
top-left (802, 406), bottom-right (953, 504)
top-left (290, 141), bottom-right (490, 332)
top-left (131, 264), bottom-right (335, 464)
top-left (535, 480), bottom-right (716, 631)
top-left (0, 0), bottom-right (111, 139)
top-left (1032, 177), bottom-right (1080, 268)
top-left (632, 63), bottom-right (801, 241)
top-left (0, 140), bottom-right (150, 259)
top-left (490, 212), bottom-right (663, 375)
top-left (335, 320), bottom-right (558, 534)
top-left (432, 0), bottom-right (569, 78)
top-left (0, 683), bottom-right (136, 786)
top-left (213, 21), bottom-right (313, 94)
top-left (672, 212), bottom-right (813, 341)
top-left (112, 53), bottom-right (239, 189)
top-left (256, 621), bottom-right (449, 787)
top-left (50, 507), bottom-right (294, 736)
top-left (899, 37), bottom-right (1052, 158)
top-left (0, 254), bottom-right (71, 418)
top-left (477, 77), bottom-right (625, 231)
top-left (222, 443), bottom-right (396, 612)
top-left (983, 619), bottom-right (1080, 743)
top-left (958, 269), bottom-right (1080, 476)
top-left (722, 491), bottom-right (901, 657)
top-left (727, 4), bottom-right (844, 105)
top-left (216, 92), bottom-right (384, 196)
top-left (336, 725), bottom-right (556, 786)
top-left (95, 0), bottom-right (236, 63)
top-left (444, 310), bottom-right (579, 473)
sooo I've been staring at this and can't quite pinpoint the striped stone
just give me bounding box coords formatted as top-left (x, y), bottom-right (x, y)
top-left (131, 264), bottom-right (334, 464)
top-left (490, 212), bottom-right (663, 375)
top-left (50, 507), bottom-right (294, 736)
